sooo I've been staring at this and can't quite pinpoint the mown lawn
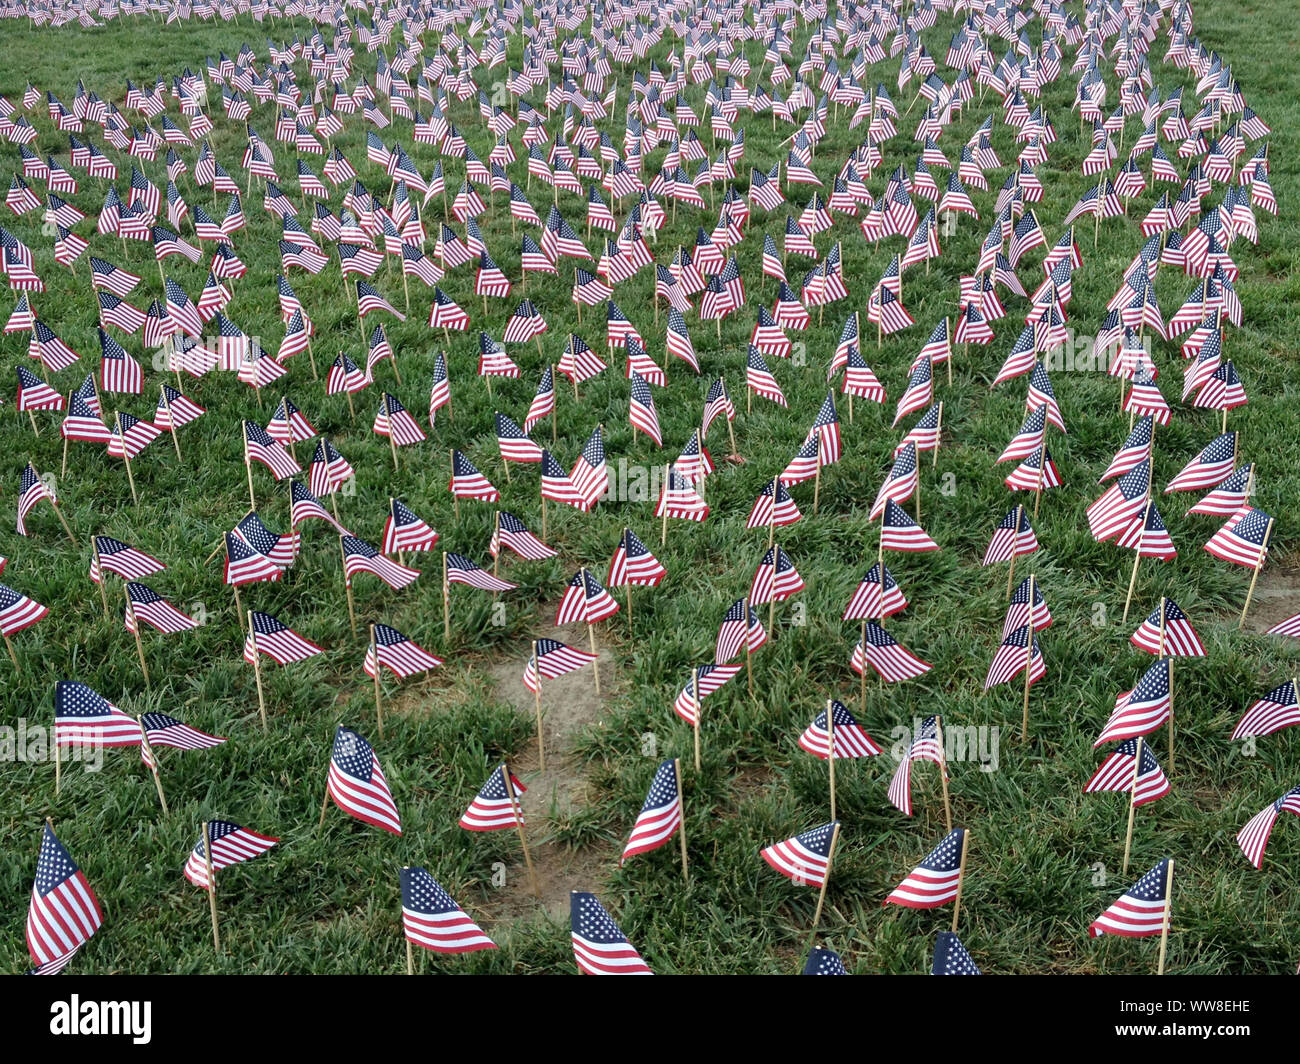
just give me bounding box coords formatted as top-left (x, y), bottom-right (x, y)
top-left (1, 2), bottom-right (1299, 974)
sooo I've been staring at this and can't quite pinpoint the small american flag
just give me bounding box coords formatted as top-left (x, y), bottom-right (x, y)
top-left (54, 680), bottom-right (141, 746)
top-left (1089, 859), bottom-right (1172, 938)
top-left (1095, 659), bottom-right (1172, 746)
top-left (1085, 738), bottom-right (1170, 806)
top-left (365, 623), bottom-right (442, 679)
top-left (27, 823), bottom-right (103, 969)
top-left (401, 867), bottom-right (496, 954)
top-left (761, 821), bottom-right (839, 887)
top-left (620, 759), bottom-right (682, 864)
top-left (459, 764), bottom-right (527, 830)
top-left (798, 701), bottom-right (882, 759)
top-left (885, 829), bottom-right (967, 908)
top-left (1231, 680), bottom-right (1299, 740)
top-left (932, 931), bottom-right (981, 974)
top-left (243, 610), bottom-right (323, 665)
top-left (1236, 787), bottom-right (1300, 870)
top-left (570, 891), bottom-right (652, 975)
top-left (326, 726), bottom-right (402, 835)
top-left (183, 820), bottom-right (278, 891)
top-left (523, 638), bottom-right (596, 692)
top-left (802, 948), bottom-right (849, 975)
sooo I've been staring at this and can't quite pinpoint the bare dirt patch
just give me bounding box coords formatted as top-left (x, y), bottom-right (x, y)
top-left (1240, 567), bottom-right (1300, 635)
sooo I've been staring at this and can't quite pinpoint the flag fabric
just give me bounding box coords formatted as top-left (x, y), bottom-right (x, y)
top-left (138, 712), bottom-right (225, 769)
top-left (1232, 681), bottom-right (1300, 740)
top-left (243, 610), bottom-right (323, 665)
top-left (1089, 859), bottom-right (1172, 938)
top-left (326, 726), bottom-right (402, 835)
top-left (400, 867), bottom-right (496, 953)
top-left (760, 821), bottom-right (839, 888)
top-left (459, 764), bottom-right (527, 830)
top-left (1205, 506), bottom-right (1272, 567)
top-left (1085, 737), bottom-right (1170, 806)
top-left (885, 829), bottom-right (966, 908)
top-left (183, 821), bottom-right (278, 890)
top-left (803, 948), bottom-right (850, 975)
top-left (852, 621), bottom-right (932, 683)
top-left (932, 931), bottom-right (981, 975)
top-left (26, 823), bottom-right (103, 968)
top-left (491, 511), bottom-right (555, 562)
top-left (1095, 660), bottom-right (1173, 746)
top-left (54, 680), bottom-right (141, 746)
top-left (523, 638), bottom-right (596, 692)
top-left (620, 759), bottom-right (682, 863)
top-left (570, 892), bottom-right (653, 975)
top-left (1130, 599), bottom-right (1206, 658)
top-left (798, 701), bottom-right (882, 759)
top-left (0, 582), bottom-right (48, 636)
top-left (607, 528), bottom-right (666, 587)
top-left (1236, 787), bottom-right (1300, 870)
top-left (888, 715), bottom-right (946, 816)
top-left (125, 582), bottom-right (198, 634)
top-left (445, 552), bottom-right (516, 593)
top-left (365, 624), bottom-right (442, 679)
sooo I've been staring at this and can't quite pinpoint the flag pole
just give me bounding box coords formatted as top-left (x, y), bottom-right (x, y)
top-left (248, 610), bottom-right (268, 733)
top-left (137, 716), bottom-right (168, 814)
top-left (203, 821), bottom-right (221, 952)
top-left (660, 463), bottom-right (670, 545)
top-left (1157, 858), bottom-right (1174, 975)
top-left (243, 429), bottom-right (256, 511)
top-left (341, 536), bottom-right (356, 634)
top-left (826, 698), bottom-right (837, 822)
top-left (673, 757), bottom-right (688, 882)
top-left (125, 584), bottom-right (151, 688)
top-left (587, 617), bottom-right (601, 698)
top-left (442, 550), bottom-right (450, 641)
top-left (935, 714), bottom-right (953, 832)
top-left (402, 865), bottom-right (415, 975)
top-left (1159, 599), bottom-right (1173, 773)
top-left (532, 641), bottom-right (546, 771)
top-left (1122, 736), bottom-right (1143, 875)
top-left (950, 829), bottom-right (971, 933)
top-left (692, 666), bottom-right (702, 773)
top-left (1238, 517), bottom-right (1273, 628)
top-left (1021, 574), bottom-right (1036, 741)
top-left (1006, 504), bottom-right (1023, 599)
top-left (161, 384), bottom-right (182, 460)
top-left (1121, 494), bottom-right (1153, 624)
top-left (809, 821), bottom-right (840, 935)
top-left (744, 597), bottom-right (754, 697)
top-left (503, 761), bottom-right (539, 898)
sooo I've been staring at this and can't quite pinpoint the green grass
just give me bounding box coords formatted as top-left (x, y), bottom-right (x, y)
top-left (1, 2), bottom-right (1299, 975)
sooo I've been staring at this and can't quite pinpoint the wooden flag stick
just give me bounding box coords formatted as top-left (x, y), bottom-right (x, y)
top-left (243, 443), bottom-right (256, 512)
top-left (809, 821), bottom-right (840, 934)
top-left (859, 617), bottom-right (869, 715)
top-left (1122, 736), bottom-right (1143, 875)
top-left (161, 385), bottom-right (182, 460)
top-left (692, 665), bottom-right (702, 773)
top-left (660, 464), bottom-right (670, 545)
top-left (503, 761), bottom-right (539, 898)
top-left (826, 698), bottom-right (837, 822)
top-left (1122, 495), bottom-right (1153, 624)
top-left (1239, 517), bottom-right (1274, 628)
top-left (341, 537), bottom-right (356, 635)
top-left (248, 610), bottom-right (268, 733)
top-left (1022, 575), bottom-right (1036, 742)
top-left (51, 498), bottom-right (78, 546)
top-left (936, 715), bottom-right (953, 832)
top-left (532, 640), bottom-right (546, 771)
top-left (667, 757), bottom-right (689, 883)
top-left (54, 732), bottom-right (61, 795)
top-left (1159, 600), bottom-right (1173, 772)
top-left (2, 632), bottom-right (17, 671)
top-left (138, 716), bottom-right (168, 814)
top-left (745, 597), bottom-right (754, 697)
top-left (203, 821), bottom-right (221, 952)
top-left (442, 551), bottom-right (451, 641)
top-left (1157, 858), bottom-right (1174, 975)
top-left (370, 624), bottom-right (384, 740)
top-left (403, 865), bottom-right (415, 975)
top-left (588, 620), bottom-right (601, 696)
top-left (1006, 504), bottom-right (1023, 599)
top-left (951, 829), bottom-right (971, 932)
top-left (125, 585), bottom-right (151, 688)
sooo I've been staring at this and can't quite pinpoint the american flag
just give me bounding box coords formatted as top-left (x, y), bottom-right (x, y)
top-left (244, 420), bottom-right (301, 479)
top-left (885, 829), bottom-right (967, 908)
top-left (1087, 462), bottom-right (1153, 542)
top-left (620, 759), bottom-right (682, 864)
top-left (495, 412), bottom-right (542, 464)
top-left (224, 532), bottom-right (281, 587)
top-left (400, 867), bottom-right (496, 954)
top-left (983, 624), bottom-right (1045, 689)
top-left (843, 562), bottom-right (908, 621)
top-left (523, 637), bottom-right (596, 692)
top-left (1189, 464), bottom-right (1252, 518)
top-left (459, 764), bottom-right (527, 830)
top-left (155, 385), bottom-right (204, 431)
top-left (138, 712), bottom-right (225, 769)
top-left (0, 582), bottom-right (48, 636)
top-left (54, 680), bottom-right (141, 746)
top-left (1099, 416), bottom-right (1154, 482)
top-left (760, 821), bottom-right (839, 888)
top-left (326, 726), bottom-right (402, 835)
top-left (343, 536), bottom-right (420, 590)
top-left (124, 582), bottom-right (197, 634)
top-left (802, 948), bottom-right (849, 975)
top-left (445, 552), bottom-right (516, 593)
top-left (570, 426), bottom-right (609, 508)
top-left (427, 287), bottom-right (470, 331)
top-left (382, 499), bottom-right (438, 555)
top-left (1204, 506), bottom-right (1272, 568)
top-left (607, 528), bottom-right (665, 586)
top-left (183, 821), bottom-right (278, 890)
top-left (879, 499), bottom-right (939, 552)
top-left (570, 892), bottom-right (652, 975)
top-left (491, 511), bottom-right (555, 562)
top-left (932, 931), bottom-right (981, 975)
top-left (849, 611), bottom-right (932, 680)
top-left (1166, 432), bottom-right (1237, 493)
top-left (1089, 859), bottom-right (1172, 938)
top-left (1130, 598), bottom-right (1205, 658)
top-left (243, 610), bottom-right (323, 665)
top-left (747, 476), bottom-right (802, 529)
top-left (16, 465), bottom-right (55, 538)
top-left (870, 443), bottom-right (919, 519)
top-left (234, 512), bottom-right (298, 569)
top-left (888, 716), bottom-right (946, 817)
top-left (556, 568), bottom-right (620, 625)
top-left (746, 345), bottom-right (787, 406)
top-left (1232, 681), bottom-right (1299, 740)
top-left (982, 507), bottom-right (1038, 566)
top-left (799, 701), bottom-right (882, 759)
top-left (628, 372), bottom-right (661, 445)
top-left (673, 663), bottom-right (744, 725)
top-left (1236, 787), bottom-right (1300, 870)
top-left (309, 437), bottom-right (354, 496)
top-left (750, 545), bottom-right (804, 604)
top-left (97, 328), bottom-right (142, 393)
top-left (27, 823), bottom-right (103, 969)
top-left (449, 450), bottom-right (500, 502)
top-left (1086, 737), bottom-right (1170, 807)
top-left (374, 393), bottom-right (425, 447)
top-left (365, 623), bottom-right (442, 679)
top-left (715, 598), bottom-right (767, 662)
top-left (1095, 659), bottom-right (1173, 746)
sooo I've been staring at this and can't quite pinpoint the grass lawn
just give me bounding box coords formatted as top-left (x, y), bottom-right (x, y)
top-left (1, 1), bottom-right (1299, 974)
